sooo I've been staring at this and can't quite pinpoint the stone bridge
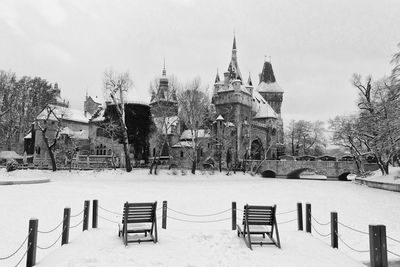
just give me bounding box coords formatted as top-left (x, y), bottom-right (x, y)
top-left (246, 160), bottom-right (360, 180)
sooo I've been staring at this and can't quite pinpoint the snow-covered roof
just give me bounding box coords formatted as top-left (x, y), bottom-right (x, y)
top-left (60, 127), bottom-right (88, 140)
top-left (252, 91), bottom-right (277, 119)
top-left (171, 141), bottom-right (193, 148)
top-left (257, 81), bottom-right (283, 93)
top-left (0, 151), bottom-right (23, 159)
top-left (36, 105), bottom-right (90, 124)
top-left (24, 132), bottom-right (32, 139)
top-left (216, 115), bottom-right (224, 121)
top-left (180, 129), bottom-right (210, 140)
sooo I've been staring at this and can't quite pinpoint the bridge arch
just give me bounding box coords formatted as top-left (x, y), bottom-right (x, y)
top-left (261, 169), bottom-right (276, 178)
top-left (338, 171), bottom-right (356, 181)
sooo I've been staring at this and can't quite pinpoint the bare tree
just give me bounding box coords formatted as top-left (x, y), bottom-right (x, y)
top-left (149, 75), bottom-right (180, 174)
top-left (329, 115), bottom-right (366, 173)
top-left (36, 105), bottom-right (64, 171)
top-left (285, 120), bottom-right (327, 156)
top-left (177, 78), bottom-right (210, 174)
top-left (95, 119), bottom-right (122, 170)
top-left (103, 70), bottom-right (133, 172)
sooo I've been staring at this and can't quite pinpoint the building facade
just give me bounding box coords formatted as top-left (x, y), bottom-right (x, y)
top-left (211, 36), bottom-right (284, 165)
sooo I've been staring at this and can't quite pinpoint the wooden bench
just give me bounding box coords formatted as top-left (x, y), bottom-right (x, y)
top-left (237, 204), bottom-right (281, 250)
top-left (118, 202), bottom-right (158, 246)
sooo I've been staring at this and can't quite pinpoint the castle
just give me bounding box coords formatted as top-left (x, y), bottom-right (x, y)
top-left (212, 36), bottom-right (284, 162)
top-left (28, 36), bottom-right (284, 169)
top-left (149, 36), bottom-right (285, 169)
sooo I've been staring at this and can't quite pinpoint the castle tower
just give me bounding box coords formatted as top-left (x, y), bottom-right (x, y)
top-left (257, 61), bottom-right (284, 115)
top-left (149, 62), bottom-right (178, 117)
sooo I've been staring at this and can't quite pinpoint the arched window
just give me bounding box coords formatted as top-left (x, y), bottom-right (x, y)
top-left (95, 144), bottom-right (107, 155)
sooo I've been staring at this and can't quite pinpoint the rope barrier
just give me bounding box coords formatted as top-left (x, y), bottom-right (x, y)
top-left (388, 235), bottom-right (400, 244)
top-left (38, 216), bottom-right (66, 234)
top-left (70, 209), bottom-right (84, 218)
top-left (338, 222), bottom-right (369, 235)
top-left (311, 224), bottom-right (331, 237)
top-left (167, 207), bottom-right (231, 217)
top-left (388, 249), bottom-right (400, 258)
top-left (13, 242), bottom-right (30, 267)
top-left (337, 234), bottom-right (369, 253)
top-left (311, 215), bottom-right (330, 226)
top-left (98, 214), bottom-right (120, 224)
top-left (69, 218), bottom-right (84, 229)
top-left (277, 209), bottom-right (297, 215)
top-left (37, 227), bottom-right (65, 250)
top-left (167, 215), bottom-right (231, 223)
top-left (279, 218), bottom-right (297, 225)
top-left (0, 230), bottom-right (31, 260)
top-left (98, 205), bottom-right (122, 216)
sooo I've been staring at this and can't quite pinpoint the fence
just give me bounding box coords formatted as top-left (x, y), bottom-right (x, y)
top-left (0, 200), bottom-right (90, 267)
top-left (4, 200), bottom-right (398, 266)
top-left (304, 202), bottom-right (400, 267)
top-left (96, 200), bottom-right (399, 267)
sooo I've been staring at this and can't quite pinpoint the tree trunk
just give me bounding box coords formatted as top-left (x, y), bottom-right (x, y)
top-left (122, 140), bottom-right (132, 172)
top-left (41, 131), bottom-right (57, 171)
top-left (191, 159), bottom-right (196, 174)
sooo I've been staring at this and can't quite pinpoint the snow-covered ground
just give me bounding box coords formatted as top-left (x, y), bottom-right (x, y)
top-left (363, 167), bottom-right (400, 184)
top-left (0, 169), bottom-right (399, 266)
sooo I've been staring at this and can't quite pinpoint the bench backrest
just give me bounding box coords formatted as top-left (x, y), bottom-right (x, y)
top-left (242, 204), bottom-right (276, 226)
top-left (123, 202), bottom-right (157, 224)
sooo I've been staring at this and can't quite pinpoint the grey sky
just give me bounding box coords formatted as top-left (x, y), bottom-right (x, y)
top-left (1, 0), bottom-right (399, 124)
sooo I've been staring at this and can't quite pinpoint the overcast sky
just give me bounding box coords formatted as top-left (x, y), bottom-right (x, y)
top-left (1, 0), bottom-right (399, 123)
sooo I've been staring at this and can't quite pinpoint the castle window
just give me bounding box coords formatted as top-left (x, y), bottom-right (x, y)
top-left (180, 151), bottom-right (183, 158)
top-left (35, 146), bottom-right (41, 155)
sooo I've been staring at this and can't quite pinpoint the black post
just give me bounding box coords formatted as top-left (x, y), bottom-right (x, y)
top-left (331, 212), bottom-right (338, 248)
top-left (26, 218), bottom-right (38, 267)
top-left (369, 225), bottom-right (388, 267)
top-left (61, 208), bottom-right (70, 245)
top-left (297, 202), bottom-right (303, 231)
top-left (162, 201), bottom-right (167, 229)
top-left (92, 200), bottom-right (98, 229)
top-left (83, 200), bottom-right (90, 231)
top-left (232, 202), bottom-right (237, 230)
top-left (306, 203), bottom-right (311, 233)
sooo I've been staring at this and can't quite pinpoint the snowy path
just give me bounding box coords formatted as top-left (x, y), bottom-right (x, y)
top-left (0, 169), bottom-right (400, 266)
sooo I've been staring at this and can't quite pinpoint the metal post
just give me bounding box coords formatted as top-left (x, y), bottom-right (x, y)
top-left (26, 218), bottom-right (38, 267)
top-left (92, 200), bottom-right (98, 229)
top-left (61, 208), bottom-right (70, 245)
top-left (306, 203), bottom-right (311, 233)
top-left (297, 202), bottom-right (303, 231)
top-left (331, 212), bottom-right (338, 248)
top-left (162, 201), bottom-right (167, 229)
top-left (83, 200), bottom-right (90, 231)
top-left (232, 202), bottom-right (237, 230)
top-left (369, 225), bottom-right (388, 267)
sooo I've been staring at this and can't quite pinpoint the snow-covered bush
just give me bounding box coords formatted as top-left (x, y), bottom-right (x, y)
top-left (6, 159), bottom-right (18, 172)
top-left (181, 169), bottom-right (187, 175)
top-left (171, 169), bottom-right (178, 175)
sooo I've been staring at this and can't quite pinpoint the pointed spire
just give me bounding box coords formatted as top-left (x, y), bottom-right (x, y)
top-left (215, 68), bottom-right (220, 83)
top-left (247, 72), bottom-right (253, 86)
top-left (260, 61), bottom-right (276, 84)
top-left (233, 34), bottom-right (237, 50)
top-left (162, 58), bottom-right (166, 76)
